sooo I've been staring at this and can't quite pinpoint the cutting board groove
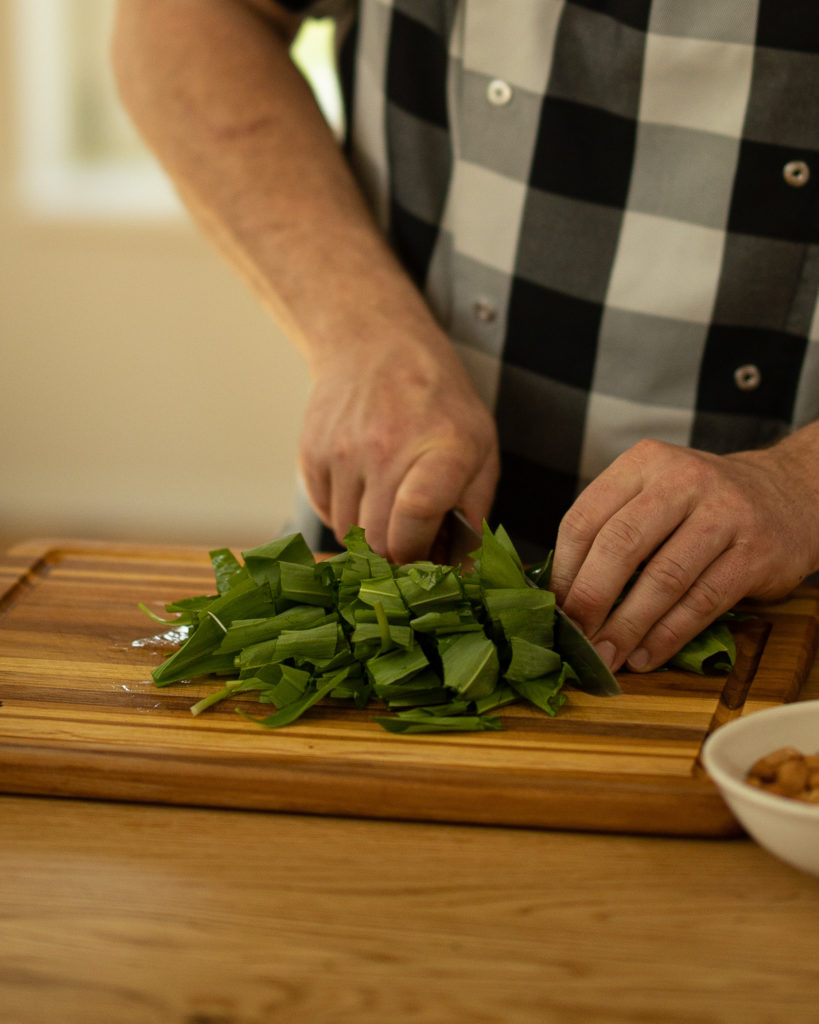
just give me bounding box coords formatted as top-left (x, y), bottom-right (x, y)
top-left (1, 540), bottom-right (817, 836)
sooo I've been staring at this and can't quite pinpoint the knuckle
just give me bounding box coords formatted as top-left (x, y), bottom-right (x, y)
top-left (395, 449), bottom-right (473, 521)
top-left (548, 567), bottom-right (573, 596)
top-left (323, 430), bottom-right (357, 467)
top-left (394, 484), bottom-right (447, 525)
top-left (558, 503), bottom-right (598, 546)
top-left (645, 616), bottom-right (687, 658)
top-left (729, 496), bottom-right (758, 531)
top-left (596, 515), bottom-right (644, 560)
top-left (361, 422), bottom-right (399, 465)
top-left (642, 554), bottom-right (690, 595)
top-left (680, 454), bottom-right (712, 485)
top-left (393, 489), bottom-right (440, 522)
top-left (564, 578), bottom-right (608, 620)
top-left (679, 575), bottom-right (724, 619)
top-left (629, 437), bottom-right (668, 463)
top-left (608, 609), bottom-right (648, 648)
top-left (618, 437), bottom-right (675, 476)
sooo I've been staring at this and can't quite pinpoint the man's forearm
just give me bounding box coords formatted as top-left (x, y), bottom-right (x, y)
top-left (112, 0), bottom-right (450, 374)
top-left (112, 0), bottom-right (501, 560)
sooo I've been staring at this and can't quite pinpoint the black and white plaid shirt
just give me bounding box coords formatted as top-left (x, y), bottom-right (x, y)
top-left (282, 0), bottom-right (819, 558)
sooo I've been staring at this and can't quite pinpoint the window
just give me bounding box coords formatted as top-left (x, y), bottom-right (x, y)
top-left (12, 0), bottom-right (181, 217)
top-left (11, 0), bottom-right (342, 219)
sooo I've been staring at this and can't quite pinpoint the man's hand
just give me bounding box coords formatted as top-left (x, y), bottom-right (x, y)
top-left (550, 433), bottom-right (819, 673)
top-left (299, 340), bottom-right (499, 563)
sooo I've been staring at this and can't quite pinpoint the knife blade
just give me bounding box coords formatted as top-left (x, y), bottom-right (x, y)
top-left (444, 509), bottom-right (621, 697)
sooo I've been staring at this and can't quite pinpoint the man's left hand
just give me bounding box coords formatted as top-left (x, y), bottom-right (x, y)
top-left (550, 434), bottom-right (819, 673)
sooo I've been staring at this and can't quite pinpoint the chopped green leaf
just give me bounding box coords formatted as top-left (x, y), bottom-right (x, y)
top-left (482, 587), bottom-right (555, 646)
top-left (437, 631), bottom-right (499, 700)
top-left (145, 521), bottom-right (737, 736)
top-left (239, 670), bottom-right (345, 729)
top-left (209, 548), bottom-right (249, 595)
top-left (216, 605), bottom-right (327, 653)
top-left (279, 561), bottom-right (335, 607)
top-left (351, 621), bottom-right (414, 659)
top-left (395, 565), bottom-right (463, 613)
top-left (242, 533), bottom-right (315, 588)
top-left (472, 520), bottom-right (528, 589)
top-left (374, 713), bottom-right (503, 734)
top-left (366, 645), bottom-right (430, 695)
top-left (509, 669), bottom-right (569, 717)
top-left (409, 605), bottom-right (482, 634)
top-left (138, 602), bottom-right (195, 628)
top-left (505, 637), bottom-right (562, 682)
top-left (357, 575), bottom-right (409, 621)
top-left (668, 622), bottom-right (737, 674)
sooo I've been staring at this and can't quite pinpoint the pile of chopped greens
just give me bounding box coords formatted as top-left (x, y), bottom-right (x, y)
top-left (141, 522), bottom-right (737, 734)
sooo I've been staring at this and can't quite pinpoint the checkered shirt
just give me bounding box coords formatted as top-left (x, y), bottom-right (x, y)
top-left (281, 0), bottom-right (819, 559)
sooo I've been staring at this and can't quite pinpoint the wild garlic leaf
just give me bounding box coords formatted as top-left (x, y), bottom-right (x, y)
top-left (373, 713), bottom-right (504, 734)
top-left (145, 519), bottom-right (737, 735)
top-left (667, 622), bottom-right (737, 675)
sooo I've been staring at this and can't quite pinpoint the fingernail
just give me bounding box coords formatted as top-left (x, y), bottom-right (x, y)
top-left (627, 647), bottom-right (650, 672)
top-left (594, 640), bottom-right (618, 670)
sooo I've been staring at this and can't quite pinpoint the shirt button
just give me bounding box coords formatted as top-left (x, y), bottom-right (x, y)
top-left (783, 160), bottom-right (810, 187)
top-left (474, 299), bottom-right (497, 323)
top-left (486, 79), bottom-right (513, 106)
top-left (734, 364), bottom-right (762, 391)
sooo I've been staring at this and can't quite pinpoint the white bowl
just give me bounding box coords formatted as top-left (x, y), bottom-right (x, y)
top-left (701, 700), bottom-right (819, 877)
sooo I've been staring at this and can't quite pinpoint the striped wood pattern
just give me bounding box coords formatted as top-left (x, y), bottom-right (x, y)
top-left (1, 539), bottom-right (817, 835)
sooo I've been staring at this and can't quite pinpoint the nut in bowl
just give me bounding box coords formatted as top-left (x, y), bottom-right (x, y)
top-left (700, 704), bottom-right (818, 880)
top-left (701, 700), bottom-right (819, 878)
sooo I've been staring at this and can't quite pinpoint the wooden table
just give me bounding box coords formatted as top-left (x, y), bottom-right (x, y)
top-left (3, 657), bottom-right (819, 1024)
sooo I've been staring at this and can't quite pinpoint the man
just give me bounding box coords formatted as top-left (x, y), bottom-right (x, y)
top-left (112, 0), bottom-right (819, 674)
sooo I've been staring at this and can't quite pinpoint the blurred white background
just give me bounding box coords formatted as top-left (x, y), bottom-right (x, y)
top-left (0, 0), bottom-right (342, 553)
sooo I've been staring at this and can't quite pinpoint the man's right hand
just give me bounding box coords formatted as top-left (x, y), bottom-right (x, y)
top-left (299, 338), bottom-right (499, 564)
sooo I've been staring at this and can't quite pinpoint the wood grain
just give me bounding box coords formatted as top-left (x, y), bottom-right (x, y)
top-left (3, 794), bottom-right (819, 1024)
top-left (1, 539), bottom-right (817, 835)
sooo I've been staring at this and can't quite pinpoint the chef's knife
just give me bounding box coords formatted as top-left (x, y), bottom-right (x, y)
top-left (445, 509), bottom-right (621, 697)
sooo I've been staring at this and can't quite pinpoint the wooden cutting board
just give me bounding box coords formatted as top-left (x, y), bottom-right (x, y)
top-left (1, 539), bottom-right (817, 836)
